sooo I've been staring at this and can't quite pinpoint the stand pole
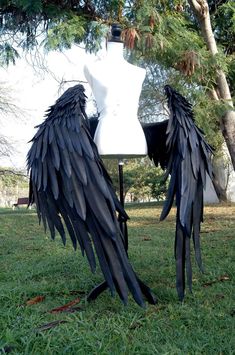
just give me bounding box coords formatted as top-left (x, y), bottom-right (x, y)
top-left (118, 160), bottom-right (128, 251)
top-left (118, 160), bottom-right (124, 206)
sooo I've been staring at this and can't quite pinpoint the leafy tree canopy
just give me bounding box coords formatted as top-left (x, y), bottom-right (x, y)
top-left (0, 168), bottom-right (28, 187)
top-left (1, 1), bottom-right (234, 95)
top-left (0, 1), bottom-right (234, 60)
top-left (0, 0), bottom-right (234, 153)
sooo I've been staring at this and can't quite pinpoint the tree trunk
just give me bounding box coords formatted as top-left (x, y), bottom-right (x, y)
top-left (212, 166), bottom-right (229, 203)
top-left (212, 179), bottom-right (227, 203)
top-left (211, 147), bottom-right (235, 202)
top-left (188, 0), bottom-right (235, 170)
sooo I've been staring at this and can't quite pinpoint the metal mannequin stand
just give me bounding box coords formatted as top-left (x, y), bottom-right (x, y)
top-left (87, 160), bottom-right (157, 305)
top-left (118, 160), bottom-right (128, 250)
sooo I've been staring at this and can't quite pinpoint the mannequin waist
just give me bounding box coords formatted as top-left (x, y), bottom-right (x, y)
top-left (98, 107), bottom-right (138, 121)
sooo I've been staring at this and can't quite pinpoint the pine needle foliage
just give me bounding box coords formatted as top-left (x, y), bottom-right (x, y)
top-left (0, 0), bottom-right (234, 153)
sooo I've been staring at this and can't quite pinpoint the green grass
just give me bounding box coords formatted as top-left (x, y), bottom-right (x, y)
top-left (0, 204), bottom-right (235, 355)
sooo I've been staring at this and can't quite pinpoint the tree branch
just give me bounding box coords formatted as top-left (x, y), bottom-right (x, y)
top-left (188, 0), bottom-right (205, 15)
top-left (0, 169), bottom-right (28, 177)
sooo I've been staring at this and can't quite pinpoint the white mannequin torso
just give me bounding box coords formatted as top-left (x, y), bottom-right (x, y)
top-left (84, 41), bottom-right (147, 158)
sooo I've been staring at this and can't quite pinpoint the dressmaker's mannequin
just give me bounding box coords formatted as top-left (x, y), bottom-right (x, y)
top-left (84, 25), bottom-right (147, 158)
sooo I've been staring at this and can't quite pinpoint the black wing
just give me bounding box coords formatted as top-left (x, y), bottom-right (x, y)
top-left (142, 85), bottom-right (213, 301)
top-left (27, 84), bottom-right (144, 307)
top-left (141, 120), bottom-right (169, 170)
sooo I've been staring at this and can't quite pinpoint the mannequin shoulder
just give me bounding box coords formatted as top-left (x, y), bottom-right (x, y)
top-left (84, 58), bottom-right (107, 75)
top-left (84, 59), bottom-right (146, 81)
top-left (126, 62), bottom-right (146, 79)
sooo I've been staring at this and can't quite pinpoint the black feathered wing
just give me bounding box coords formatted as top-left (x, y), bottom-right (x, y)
top-left (141, 120), bottom-right (169, 170)
top-left (27, 84), bottom-right (144, 307)
top-left (142, 85), bottom-right (213, 301)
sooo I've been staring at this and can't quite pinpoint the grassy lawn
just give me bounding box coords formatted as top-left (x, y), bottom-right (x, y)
top-left (0, 203), bottom-right (234, 354)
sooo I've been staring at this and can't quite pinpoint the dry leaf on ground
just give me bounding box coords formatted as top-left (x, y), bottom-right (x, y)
top-left (48, 297), bottom-right (81, 313)
top-left (26, 295), bottom-right (45, 305)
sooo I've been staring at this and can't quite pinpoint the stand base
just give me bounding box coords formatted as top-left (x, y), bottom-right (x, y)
top-left (87, 277), bottom-right (157, 305)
